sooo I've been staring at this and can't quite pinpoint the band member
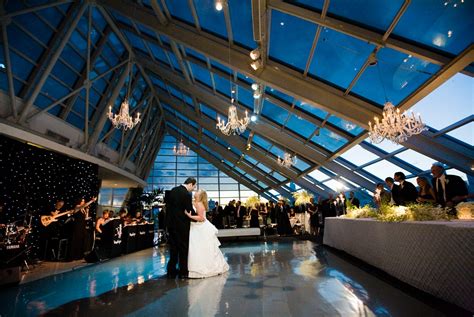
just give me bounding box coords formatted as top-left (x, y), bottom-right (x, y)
top-left (96, 210), bottom-right (111, 234)
top-left (51, 200), bottom-right (65, 216)
top-left (69, 197), bottom-right (96, 260)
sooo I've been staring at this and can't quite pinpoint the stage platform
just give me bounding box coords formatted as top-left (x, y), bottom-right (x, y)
top-left (323, 217), bottom-right (474, 313)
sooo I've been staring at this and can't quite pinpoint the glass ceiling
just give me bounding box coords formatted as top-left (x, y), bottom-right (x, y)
top-left (0, 1), bottom-right (471, 204)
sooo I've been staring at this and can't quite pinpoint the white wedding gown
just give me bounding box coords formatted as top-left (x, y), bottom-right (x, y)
top-left (188, 218), bottom-right (229, 278)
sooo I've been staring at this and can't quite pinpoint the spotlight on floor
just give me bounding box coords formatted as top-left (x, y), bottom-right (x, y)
top-left (250, 115), bottom-right (258, 122)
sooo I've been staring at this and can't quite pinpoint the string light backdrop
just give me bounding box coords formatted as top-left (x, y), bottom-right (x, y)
top-left (0, 135), bottom-right (100, 258)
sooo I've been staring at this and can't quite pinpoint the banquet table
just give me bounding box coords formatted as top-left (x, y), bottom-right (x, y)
top-left (323, 217), bottom-right (474, 312)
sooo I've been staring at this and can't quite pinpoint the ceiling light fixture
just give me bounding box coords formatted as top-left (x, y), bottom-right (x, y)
top-left (368, 102), bottom-right (426, 144)
top-left (368, 57), bottom-right (426, 144)
top-left (215, 0), bottom-right (224, 11)
top-left (107, 59), bottom-right (141, 130)
top-left (249, 47), bottom-right (263, 71)
top-left (250, 48), bottom-right (261, 61)
top-left (277, 152), bottom-right (297, 168)
top-left (173, 139), bottom-right (189, 156)
top-left (251, 82), bottom-right (262, 99)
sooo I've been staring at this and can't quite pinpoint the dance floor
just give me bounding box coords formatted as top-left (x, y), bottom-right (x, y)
top-left (0, 239), bottom-right (465, 316)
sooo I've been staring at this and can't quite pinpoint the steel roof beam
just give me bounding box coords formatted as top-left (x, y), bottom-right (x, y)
top-left (159, 91), bottom-right (330, 196)
top-left (165, 113), bottom-right (281, 189)
top-left (18, 3), bottom-right (87, 123)
top-left (268, 0), bottom-right (470, 73)
top-left (99, 0), bottom-right (380, 126)
top-left (166, 128), bottom-right (270, 197)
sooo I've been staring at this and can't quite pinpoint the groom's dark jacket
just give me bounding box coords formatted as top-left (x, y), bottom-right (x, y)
top-left (165, 185), bottom-right (194, 231)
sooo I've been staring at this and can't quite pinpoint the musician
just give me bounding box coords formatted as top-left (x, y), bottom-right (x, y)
top-left (134, 211), bottom-right (145, 224)
top-left (96, 210), bottom-right (111, 234)
top-left (69, 197), bottom-right (95, 261)
top-left (51, 200), bottom-right (65, 217)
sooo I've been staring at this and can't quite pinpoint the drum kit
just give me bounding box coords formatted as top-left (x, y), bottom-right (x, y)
top-left (0, 214), bottom-right (32, 247)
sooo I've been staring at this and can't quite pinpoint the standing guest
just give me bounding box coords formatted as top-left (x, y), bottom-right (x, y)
top-left (416, 176), bottom-right (436, 204)
top-left (385, 177), bottom-right (401, 205)
top-left (268, 201), bottom-right (276, 224)
top-left (249, 203), bottom-right (260, 228)
top-left (212, 202), bottom-right (224, 229)
top-left (348, 192), bottom-right (360, 208)
top-left (165, 177), bottom-right (196, 278)
top-left (430, 162), bottom-right (468, 208)
top-left (234, 201), bottom-right (245, 228)
top-left (306, 198), bottom-right (316, 235)
top-left (223, 201), bottom-right (235, 228)
top-left (335, 192), bottom-right (346, 216)
top-left (373, 183), bottom-right (391, 209)
top-left (393, 172), bottom-right (418, 206)
top-left (259, 203), bottom-right (268, 226)
top-left (276, 199), bottom-right (292, 236)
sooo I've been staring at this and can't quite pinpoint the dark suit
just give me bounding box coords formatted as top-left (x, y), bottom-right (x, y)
top-left (398, 181), bottom-right (418, 206)
top-left (390, 184), bottom-right (402, 206)
top-left (165, 185), bottom-right (193, 277)
top-left (349, 197), bottom-right (360, 208)
top-left (235, 205), bottom-right (246, 228)
top-left (431, 175), bottom-right (468, 207)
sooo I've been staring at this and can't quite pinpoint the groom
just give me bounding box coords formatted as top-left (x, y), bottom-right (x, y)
top-left (165, 177), bottom-right (197, 278)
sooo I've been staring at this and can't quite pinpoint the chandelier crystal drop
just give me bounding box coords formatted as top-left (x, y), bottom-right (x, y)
top-left (216, 100), bottom-right (250, 136)
top-left (368, 102), bottom-right (426, 144)
top-left (173, 140), bottom-right (189, 156)
top-left (107, 99), bottom-right (141, 130)
top-left (277, 152), bottom-right (297, 168)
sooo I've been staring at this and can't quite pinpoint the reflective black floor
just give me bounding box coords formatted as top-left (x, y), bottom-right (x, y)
top-left (0, 240), bottom-right (461, 316)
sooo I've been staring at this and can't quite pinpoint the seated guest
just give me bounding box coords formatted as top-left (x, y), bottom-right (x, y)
top-left (374, 183), bottom-right (391, 209)
top-left (393, 172), bottom-right (418, 205)
top-left (431, 162), bottom-right (468, 208)
top-left (96, 210), bottom-right (111, 234)
top-left (416, 176), bottom-right (436, 204)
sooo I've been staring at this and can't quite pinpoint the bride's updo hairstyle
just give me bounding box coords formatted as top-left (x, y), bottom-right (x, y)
top-left (196, 190), bottom-right (209, 211)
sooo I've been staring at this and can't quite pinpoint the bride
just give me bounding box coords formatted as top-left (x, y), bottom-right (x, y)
top-left (184, 190), bottom-right (229, 278)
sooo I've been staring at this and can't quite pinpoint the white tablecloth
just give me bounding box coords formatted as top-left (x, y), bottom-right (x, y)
top-left (323, 218), bottom-right (474, 312)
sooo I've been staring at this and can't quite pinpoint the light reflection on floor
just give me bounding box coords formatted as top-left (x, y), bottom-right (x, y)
top-left (0, 240), bottom-right (450, 316)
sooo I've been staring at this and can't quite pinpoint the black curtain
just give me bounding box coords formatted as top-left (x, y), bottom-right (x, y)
top-left (0, 135), bottom-right (100, 257)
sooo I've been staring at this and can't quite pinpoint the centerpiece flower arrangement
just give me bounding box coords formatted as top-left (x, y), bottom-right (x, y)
top-left (343, 203), bottom-right (459, 222)
top-left (245, 195), bottom-right (261, 209)
top-left (456, 202), bottom-right (474, 220)
top-left (293, 190), bottom-right (313, 206)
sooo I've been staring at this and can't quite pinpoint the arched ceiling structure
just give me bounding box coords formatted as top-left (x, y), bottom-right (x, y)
top-left (0, 0), bottom-right (472, 200)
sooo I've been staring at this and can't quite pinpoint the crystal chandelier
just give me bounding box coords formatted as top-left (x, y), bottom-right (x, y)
top-left (107, 61), bottom-right (141, 130)
top-left (368, 102), bottom-right (426, 144)
top-left (277, 152), bottom-right (297, 168)
top-left (216, 100), bottom-right (250, 136)
top-left (173, 140), bottom-right (189, 156)
top-left (107, 99), bottom-right (141, 130)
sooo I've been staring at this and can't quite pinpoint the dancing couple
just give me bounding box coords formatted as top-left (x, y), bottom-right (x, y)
top-left (165, 177), bottom-right (229, 279)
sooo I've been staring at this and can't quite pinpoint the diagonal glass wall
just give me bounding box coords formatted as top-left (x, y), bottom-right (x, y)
top-left (146, 134), bottom-right (263, 204)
